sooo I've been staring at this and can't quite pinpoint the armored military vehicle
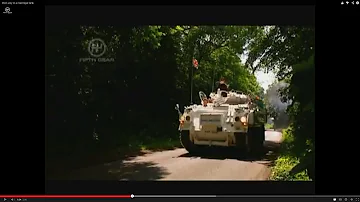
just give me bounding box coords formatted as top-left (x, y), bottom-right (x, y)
top-left (175, 89), bottom-right (266, 155)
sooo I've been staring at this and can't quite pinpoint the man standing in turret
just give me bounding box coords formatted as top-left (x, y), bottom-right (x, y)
top-left (217, 77), bottom-right (228, 91)
top-left (216, 77), bottom-right (229, 97)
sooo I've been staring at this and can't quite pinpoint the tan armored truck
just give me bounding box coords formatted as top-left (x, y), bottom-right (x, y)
top-left (175, 89), bottom-right (266, 155)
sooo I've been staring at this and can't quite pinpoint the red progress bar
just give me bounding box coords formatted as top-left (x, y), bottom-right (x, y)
top-left (0, 195), bottom-right (132, 198)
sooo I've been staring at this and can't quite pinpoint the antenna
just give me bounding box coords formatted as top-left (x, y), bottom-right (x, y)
top-left (211, 67), bottom-right (216, 92)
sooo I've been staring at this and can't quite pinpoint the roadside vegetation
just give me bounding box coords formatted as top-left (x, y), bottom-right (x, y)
top-left (257, 29), bottom-right (314, 180)
top-left (265, 123), bottom-right (274, 130)
top-left (269, 127), bottom-right (311, 180)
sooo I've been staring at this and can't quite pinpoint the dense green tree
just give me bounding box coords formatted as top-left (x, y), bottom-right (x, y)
top-left (247, 26), bottom-right (315, 179)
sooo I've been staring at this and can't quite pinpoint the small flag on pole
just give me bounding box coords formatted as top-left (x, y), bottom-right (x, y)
top-left (192, 58), bottom-right (199, 69)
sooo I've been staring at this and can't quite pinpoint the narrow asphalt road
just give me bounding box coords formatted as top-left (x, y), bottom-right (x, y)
top-left (60, 130), bottom-right (283, 180)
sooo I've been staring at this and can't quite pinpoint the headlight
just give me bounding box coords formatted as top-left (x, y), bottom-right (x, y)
top-left (240, 116), bottom-right (247, 123)
top-left (235, 117), bottom-right (240, 122)
top-left (186, 116), bottom-right (190, 121)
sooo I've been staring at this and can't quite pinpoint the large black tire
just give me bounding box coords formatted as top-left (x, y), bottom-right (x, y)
top-left (234, 132), bottom-right (247, 153)
top-left (247, 125), bottom-right (265, 157)
top-left (180, 130), bottom-right (198, 154)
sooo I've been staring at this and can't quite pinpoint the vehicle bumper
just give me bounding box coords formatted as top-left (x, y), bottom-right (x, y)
top-left (191, 131), bottom-right (236, 147)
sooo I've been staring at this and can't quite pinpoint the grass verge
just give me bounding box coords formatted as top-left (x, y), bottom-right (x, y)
top-left (128, 136), bottom-right (181, 151)
top-left (265, 123), bottom-right (274, 130)
top-left (269, 127), bottom-right (311, 181)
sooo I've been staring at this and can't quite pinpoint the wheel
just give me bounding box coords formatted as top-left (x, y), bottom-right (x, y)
top-left (247, 125), bottom-right (265, 157)
top-left (234, 132), bottom-right (247, 153)
top-left (234, 132), bottom-right (247, 158)
top-left (180, 130), bottom-right (198, 154)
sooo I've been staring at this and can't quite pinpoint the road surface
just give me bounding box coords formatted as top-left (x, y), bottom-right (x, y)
top-left (60, 130), bottom-right (283, 180)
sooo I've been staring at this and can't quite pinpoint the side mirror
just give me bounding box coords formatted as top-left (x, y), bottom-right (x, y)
top-left (175, 104), bottom-right (180, 110)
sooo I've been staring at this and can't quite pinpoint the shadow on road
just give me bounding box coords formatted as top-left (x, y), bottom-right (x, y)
top-left (263, 140), bottom-right (281, 152)
top-left (48, 149), bottom-right (171, 180)
top-left (177, 149), bottom-right (278, 166)
top-left (176, 142), bottom-right (282, 165)
top-left (104, 161), bottom-right (170, 180)
top-left (57, 159), bottom-right (170, 181)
